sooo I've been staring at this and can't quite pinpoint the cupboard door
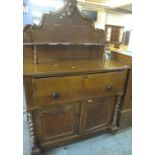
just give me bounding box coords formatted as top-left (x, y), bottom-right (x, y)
top-left (34, 102), bottom-right (80, 143)
top-left (80, 96), bottom-right (116, 134)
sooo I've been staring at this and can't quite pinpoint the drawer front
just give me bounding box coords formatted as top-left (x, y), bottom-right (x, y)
top-left (33, 71), bottom-right (127, 106)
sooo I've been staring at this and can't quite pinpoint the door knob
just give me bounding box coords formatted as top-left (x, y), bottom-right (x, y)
top-left (106, 85), bottom-right (113, 91)
top-left (52, 92), bottom-right (60, 99)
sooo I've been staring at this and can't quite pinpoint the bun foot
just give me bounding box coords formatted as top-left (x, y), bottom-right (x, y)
top-left (31, 147), bottom-right (42, 155)
top-left (110, 125), bottom-right (118, 134)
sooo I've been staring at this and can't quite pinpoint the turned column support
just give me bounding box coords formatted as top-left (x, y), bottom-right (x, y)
top-left (33, 45), bottom-right (38, 64)
top-left (27, 112), bottom-right (42, 155)
top-left (110, 94), bottom-right (122, 133)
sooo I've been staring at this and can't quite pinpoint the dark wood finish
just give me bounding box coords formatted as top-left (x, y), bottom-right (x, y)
top-left (119, 109), bottom-right (132, 128)
top-left (34, 102), bottom-right (80, 143)
top-left (23, 0), bottom-right (129, 154)
top-left (23, 45), bottom-right (105, 63)
top-left (23, 0), bottom-right (105, 64)
top-left (122, 71), bottom-right (132, 110)
top-left (105, 24), bottom-right (124, 47)
top-left (32, 71), bottom-right (127, 106)
top-left (28, 112), bottom-right (42, 155)
top-left (24, 77), bottom-right (34, 109)
top-left (111, 51), bottom-right (132, 128)
top-left (24, 59), bottom-right (129, 77)
top-left (80, 96), bottom-right (116, 134)
top-left (110, 94), bottom-right (122, 133)
top-left (40, 127), bottom-right (109, 150)
top-left (23, 8), bottom-right (104, 44)
top-left (111, 51), bottom-right (132, 66)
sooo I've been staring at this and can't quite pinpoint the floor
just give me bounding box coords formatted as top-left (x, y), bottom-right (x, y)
top-left (23, 112), bottom-right (132, 155)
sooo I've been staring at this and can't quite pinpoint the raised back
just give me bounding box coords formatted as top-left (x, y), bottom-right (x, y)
top-left (23, 0), bottom-right (106, 64)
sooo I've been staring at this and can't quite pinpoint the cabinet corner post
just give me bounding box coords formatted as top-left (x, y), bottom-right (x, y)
top-left (27, 111), bottom-right (42, 155)
top-left (110, 94), bottom-right (122, 133)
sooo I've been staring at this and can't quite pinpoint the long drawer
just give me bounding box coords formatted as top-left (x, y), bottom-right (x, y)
top-left (32, 71), bottom-right (127, 106)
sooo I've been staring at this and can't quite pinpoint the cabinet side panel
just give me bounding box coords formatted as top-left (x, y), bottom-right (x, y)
top-left (24, 77), bottom-right (34, 109)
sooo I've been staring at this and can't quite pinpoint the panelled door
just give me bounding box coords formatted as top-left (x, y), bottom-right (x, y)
top-left (80, 96), bottom-right (116, 134)
top-left (34, 102), bottom-right (80, 143)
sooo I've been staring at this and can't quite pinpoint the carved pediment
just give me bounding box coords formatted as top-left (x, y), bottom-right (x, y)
top-left (23, 0), bottom-right (105, 44)
top-left (65, 0), bottom-right (77, 16)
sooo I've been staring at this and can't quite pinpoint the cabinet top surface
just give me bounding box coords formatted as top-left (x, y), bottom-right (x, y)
top-left (23, 59), bottom-right (129, 77)
top-left (111, 50), bottom-right (132, 57)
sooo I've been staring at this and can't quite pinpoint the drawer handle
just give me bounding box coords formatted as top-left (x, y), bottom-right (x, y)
top-left (106, 85), bottom-right (113, 91)
top-left (52, 92), bottom-right (60, 99)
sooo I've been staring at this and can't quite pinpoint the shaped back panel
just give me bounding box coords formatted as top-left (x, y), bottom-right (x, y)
top-left (23, 0), bottom-right (105, 43)
top-left (23, 0), bottom-right (105, 63)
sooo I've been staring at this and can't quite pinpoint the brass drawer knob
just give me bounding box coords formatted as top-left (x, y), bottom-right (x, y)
top-left (106, 85), bottom-right (113, 91)
top-left (52, 92), bottom-right (60, 99)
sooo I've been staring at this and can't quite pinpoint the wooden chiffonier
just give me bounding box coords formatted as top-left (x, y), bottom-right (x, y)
top-left (23, 0), bottom-right (130, 154)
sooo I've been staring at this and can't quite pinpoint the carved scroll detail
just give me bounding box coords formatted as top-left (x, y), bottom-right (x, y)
top-left (111, 95), bottom-right (122, 133)
top-left (27, 112), bottom-right (41, 155)
top-left (65, 0), bottom-right (77, 16)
